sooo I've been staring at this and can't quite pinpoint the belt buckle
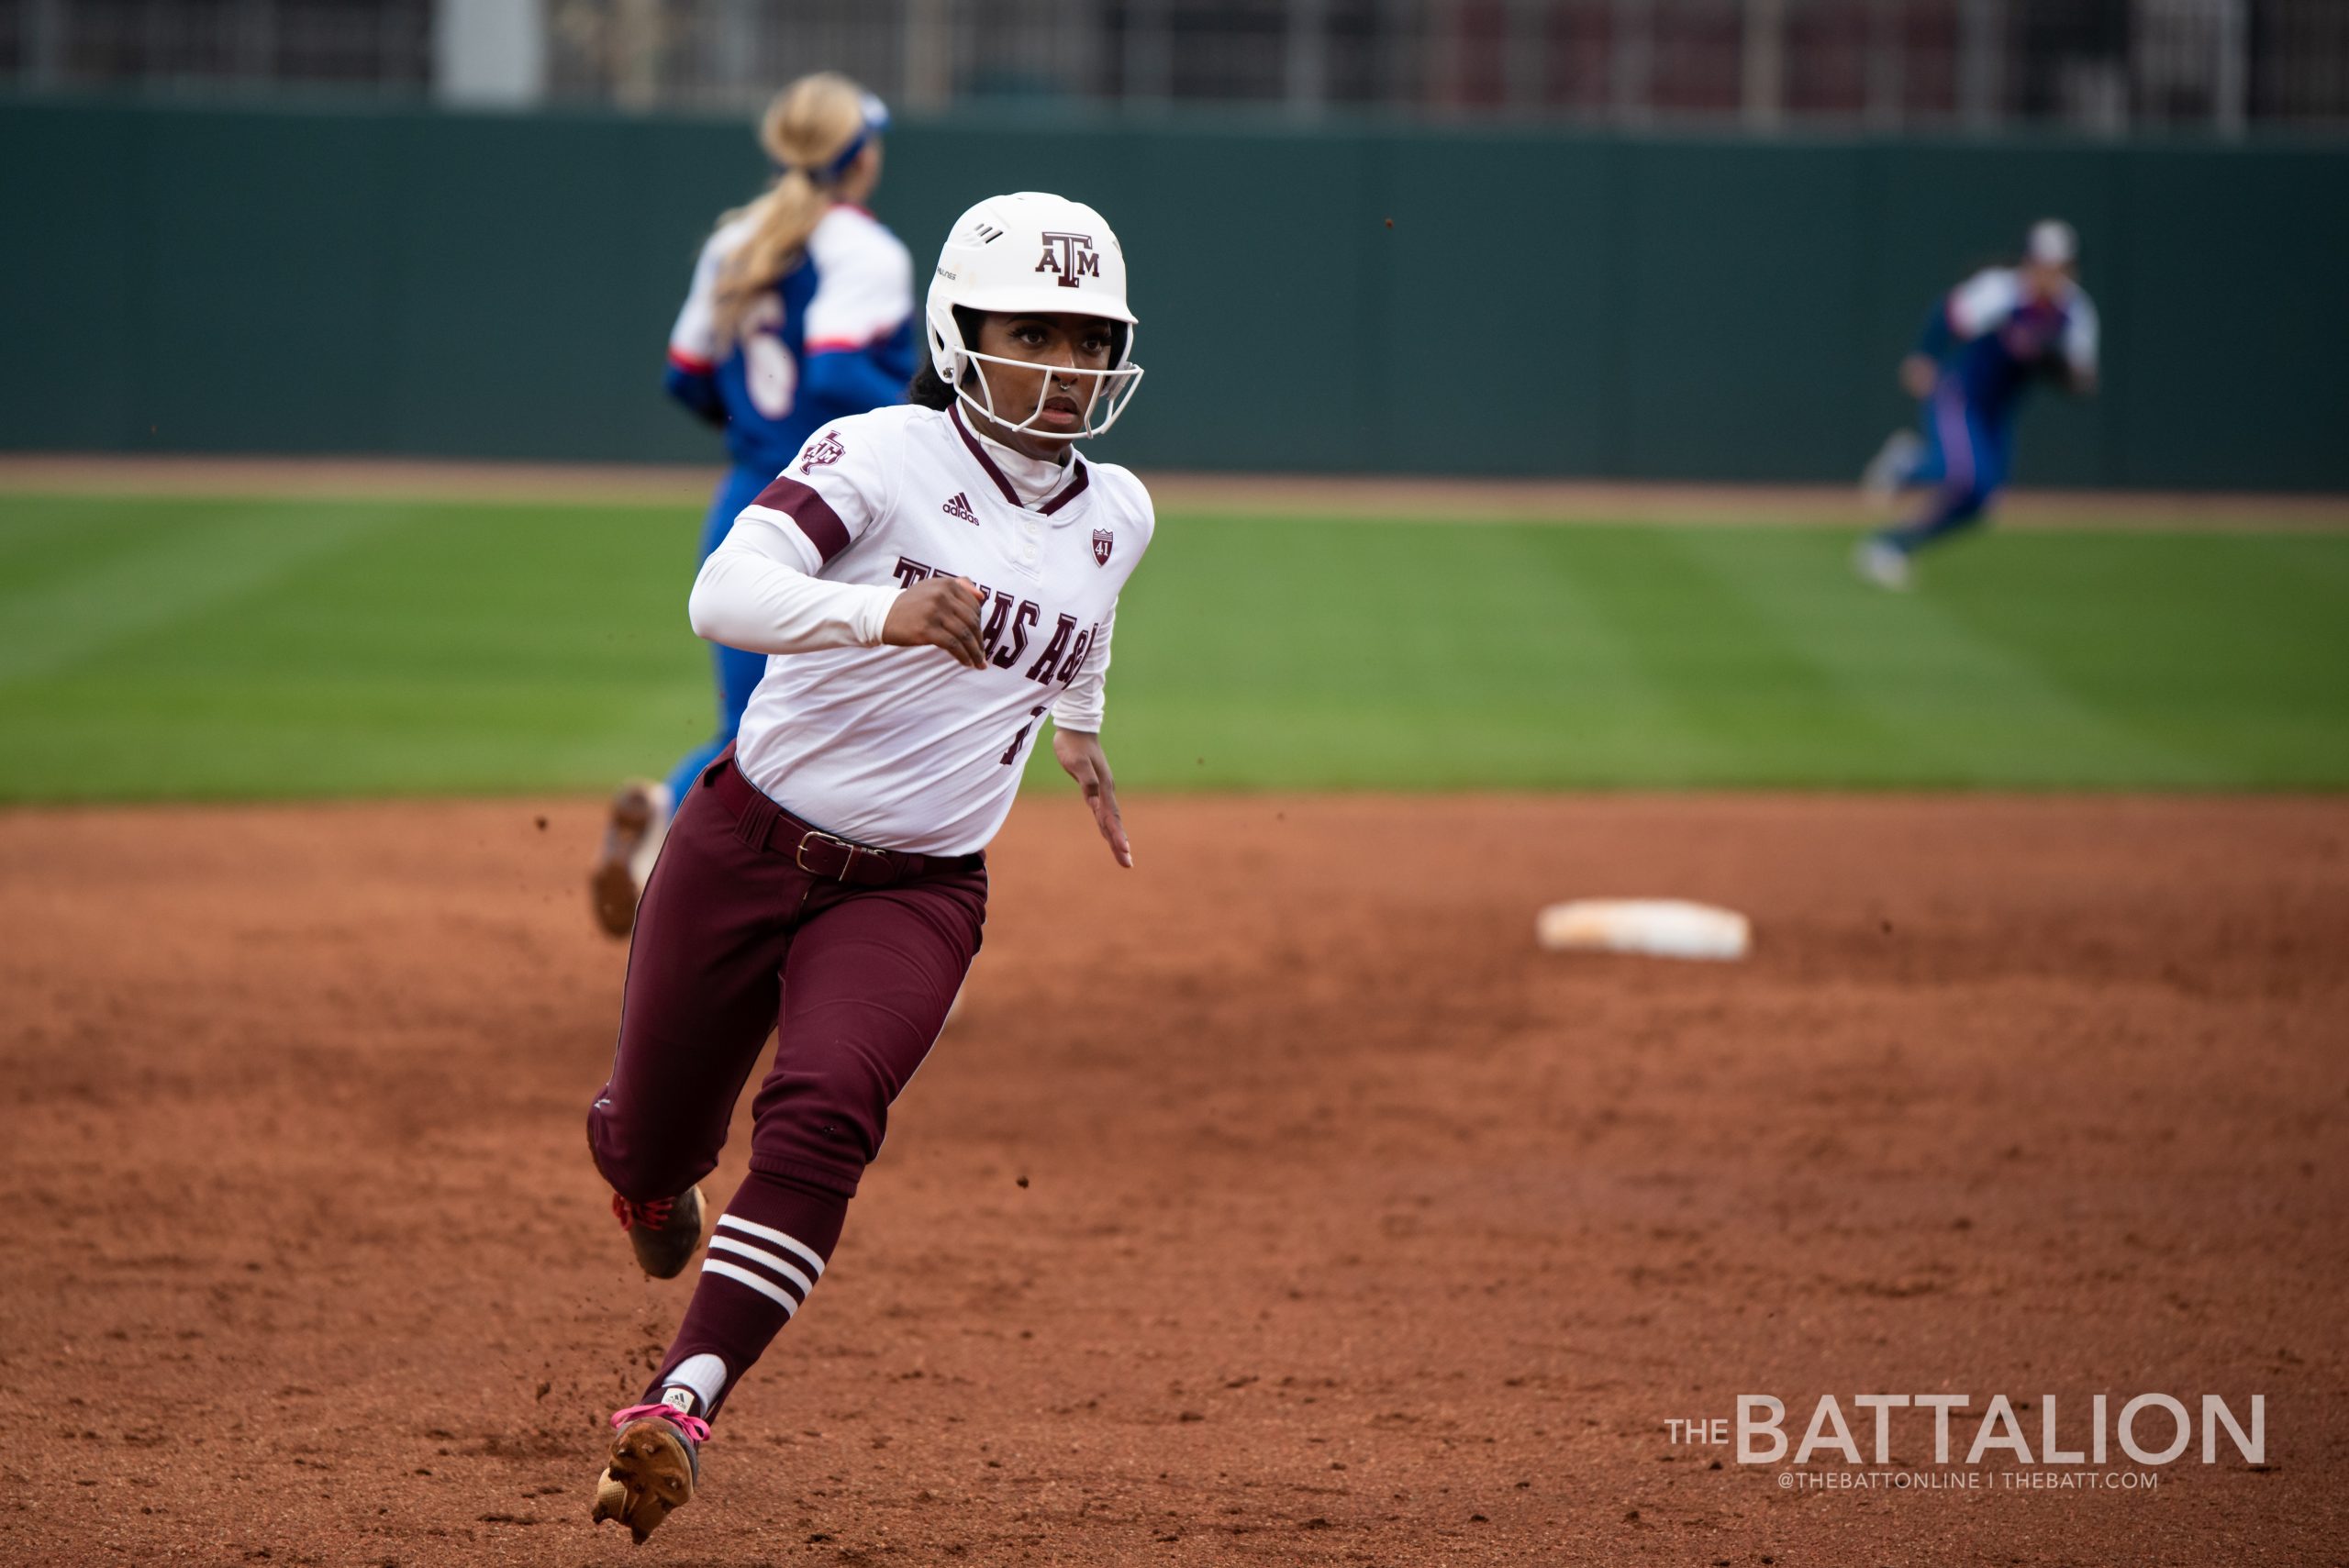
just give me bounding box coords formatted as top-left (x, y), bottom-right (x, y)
top-left (795, 828), bottom-right (873, 881)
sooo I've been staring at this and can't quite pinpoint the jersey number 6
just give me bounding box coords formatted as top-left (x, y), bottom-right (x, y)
top-left (742, 296), bottom-right (798, 419)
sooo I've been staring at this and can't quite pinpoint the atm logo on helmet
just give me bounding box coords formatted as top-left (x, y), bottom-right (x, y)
top-left (1036, 231), bottom-right (1100, 288)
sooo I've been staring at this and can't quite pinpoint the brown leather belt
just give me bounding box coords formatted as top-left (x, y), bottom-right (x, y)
top-left (703, 751), bottom-right (982, 887)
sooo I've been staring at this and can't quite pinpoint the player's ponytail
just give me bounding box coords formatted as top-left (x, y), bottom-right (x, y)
top-left (709, 72), bottom-right (874, 343)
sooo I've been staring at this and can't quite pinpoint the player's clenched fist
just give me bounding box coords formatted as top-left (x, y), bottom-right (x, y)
top-left (883, 575), bottom-right (987, 669)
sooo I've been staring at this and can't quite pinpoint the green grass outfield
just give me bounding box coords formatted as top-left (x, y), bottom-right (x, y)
top-left (2, 491), bottom-right (2345, 804)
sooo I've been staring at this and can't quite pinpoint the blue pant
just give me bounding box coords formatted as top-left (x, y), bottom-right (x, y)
top-left (665, 463), bottom-right (774, 807)
top-left (1881, 380), bottom-right (2013, 555)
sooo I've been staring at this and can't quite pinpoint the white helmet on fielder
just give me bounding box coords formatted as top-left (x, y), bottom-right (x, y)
top-left (927, 191), bottom-right (1144, 440)
top-left (2026, 217), bottom-right (2078, 268)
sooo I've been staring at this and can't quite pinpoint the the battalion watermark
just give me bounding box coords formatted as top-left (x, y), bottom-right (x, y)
top-left (1664, 1393), bottom-right (2263, 1496)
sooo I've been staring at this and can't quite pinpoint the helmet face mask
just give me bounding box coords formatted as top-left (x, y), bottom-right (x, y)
top-left (942, 339), bottom-right (1146, 443)
top-left (927, 192), bottom-right (1146, 442)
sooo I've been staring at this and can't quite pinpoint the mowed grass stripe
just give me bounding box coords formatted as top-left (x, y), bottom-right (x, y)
top-left (1106, 517), bottom-right (1718, 788)
top-left (0, 501), bottom-right (718, 800)
top-left (1664, 526), bottom-right (2204, 786)
top-left (1542, 528), bottom-right (1913, 785)
top-left (0, 500), bottom-right (402, 690)
top-left (1, 495), bottom-right (2343, 802)
top-left (1921, 529), bottom-right (2349, 787)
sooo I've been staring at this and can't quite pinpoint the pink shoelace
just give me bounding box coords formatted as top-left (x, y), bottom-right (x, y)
top-left (611, 1193), bottom-right (675, 1231)
top-left (611, 1403), bottom-right (711, 1445)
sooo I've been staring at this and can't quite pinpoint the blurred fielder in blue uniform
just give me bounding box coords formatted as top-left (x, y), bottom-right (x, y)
top-left (1855, 219), bottom-right (2099, 590)
top-left (594, 72), bottom-right (917, 937)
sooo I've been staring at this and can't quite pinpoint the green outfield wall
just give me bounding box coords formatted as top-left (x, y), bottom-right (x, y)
top-left (4, 97), bottom-right (2344, 489)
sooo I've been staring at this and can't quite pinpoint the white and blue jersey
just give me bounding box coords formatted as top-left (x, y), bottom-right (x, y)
top-left (1869, 267), bottom-right (2114, 563)
top-left (659, 203), bottom-right (918, 807)
top-left (1889, 266), bottom-right (2100, 538)
top-left (664, 203), bottom-right (918, 476)
top-left (1917, 267), bottom-right (2099, 426)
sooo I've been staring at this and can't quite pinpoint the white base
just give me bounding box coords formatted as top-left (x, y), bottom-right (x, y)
top-left (1536, 898), bottom-right (1752, 962)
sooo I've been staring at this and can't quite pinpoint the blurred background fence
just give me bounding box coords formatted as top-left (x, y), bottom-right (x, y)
top-left (2, 1), bottom-right (2345, 488)
top-left (6, 0), bottom-right (2347, 132)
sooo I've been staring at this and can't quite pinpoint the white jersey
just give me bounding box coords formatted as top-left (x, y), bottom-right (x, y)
top-left (1945, 266), bottom-right (2099, 381)
top-left (687, 402), bottom-right (1154, 856)
top-left (666, 204), bottom-right (916, 373)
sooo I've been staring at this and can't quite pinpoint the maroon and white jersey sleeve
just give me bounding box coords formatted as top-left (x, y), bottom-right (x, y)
top-left (686, 413), bottom-right (902, 652)
top-left (723, 405), bottom-right (1154, 857)
top-left (686, 517), bottom-right (900, 653)
top-left (734, 418), bottom-right (895, 573)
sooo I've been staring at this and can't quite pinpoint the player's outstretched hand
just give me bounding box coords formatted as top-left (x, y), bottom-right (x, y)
top-left (1052, 728), bottom-right (1132, 869)
top-left (884, 576), bottom-right (987, 669)
top-left (1898, 352), bottom-right (1938, 400)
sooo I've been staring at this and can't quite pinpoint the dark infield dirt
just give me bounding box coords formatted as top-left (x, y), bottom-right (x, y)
top-left (1, 794), bottom-right (2343, 1566)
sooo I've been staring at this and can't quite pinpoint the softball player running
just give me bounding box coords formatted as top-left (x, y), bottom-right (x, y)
top-left (592, 72), bottom-right (917, 938)
top-left (584, 192), bottom-right (1149, 1542)
top-left (1855, 218), bottom-right (2100, 590)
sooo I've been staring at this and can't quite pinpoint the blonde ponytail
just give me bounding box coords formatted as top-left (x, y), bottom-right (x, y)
top-left (709, 72), bottom-right (874, 343)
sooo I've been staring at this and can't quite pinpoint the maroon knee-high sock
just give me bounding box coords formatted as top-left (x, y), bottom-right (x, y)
top-left (644, 1168), bottom-right (847, 1421)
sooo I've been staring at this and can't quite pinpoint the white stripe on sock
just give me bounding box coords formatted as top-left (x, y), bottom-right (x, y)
top-left (701, 1258), bottom-right (800, 1316)
top-left (706, 1234), bottom-right (817, 1298)
top-left (714, 1214), bottom-right (827, 1278)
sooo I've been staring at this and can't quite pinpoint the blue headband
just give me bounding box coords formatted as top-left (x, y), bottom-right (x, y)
top-left (813, 127), bottom-right (870, 183)
top-left (778, 93), bottom-right (891, 184)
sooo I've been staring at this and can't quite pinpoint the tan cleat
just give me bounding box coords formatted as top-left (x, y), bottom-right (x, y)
top-left (591, 1403), bottom-right (707, 1544)
top-left (591, 779), bottom-right (674, 939)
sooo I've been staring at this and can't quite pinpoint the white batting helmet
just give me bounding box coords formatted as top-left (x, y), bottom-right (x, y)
top-left (926, 191), bottom-right (1144, 440)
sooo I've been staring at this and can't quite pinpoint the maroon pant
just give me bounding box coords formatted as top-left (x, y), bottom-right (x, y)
top-left (588, 755), bottom-right (987, 1203)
